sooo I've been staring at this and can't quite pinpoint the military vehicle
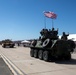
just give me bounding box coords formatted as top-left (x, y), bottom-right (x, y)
top-left (2, 39), bottom-right (15, 48)
top-left (30, 28), bottom-right (75, 61)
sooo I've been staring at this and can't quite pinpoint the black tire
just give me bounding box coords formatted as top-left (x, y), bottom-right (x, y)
top-left (43, 51), bottom-right (49, 61)
top-left (64, 52), bottom-right (71, 60)
top-left (67, 40), bottom-right (75, 49)
top-left (12, 46), bottom-right (14, 48)
top-left (10, 46), bottom-right (13, 48)
top-left (30, 49), bottom-right (34, 57)
top-left (3, 44), bottom-right (6, 48)
top-left (38, 50), bottom-right (43, 60)
top-left (3, 46), bottom-right (5, 48)
top-left (34, 50), bottom-right (38, 58)
top-left (11, 45), bottom-right (14, 48)
top-left (42, 39), bottom-right (52, 48)
top-left (58, 56), bottom-right (63, 60)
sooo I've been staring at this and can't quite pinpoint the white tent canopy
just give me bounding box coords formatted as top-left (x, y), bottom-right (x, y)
top-left (68, 34), bottom-right (76, 41)
top-left (21, 40), bottom-right (30, 43)
top-left (59, 34), bottom-right (76, 41)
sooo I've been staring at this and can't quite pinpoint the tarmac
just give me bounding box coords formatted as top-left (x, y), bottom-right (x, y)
top-left (0, 46), bottom-right (76, 75)
top-left (0, 55), bottom-right (14, 75)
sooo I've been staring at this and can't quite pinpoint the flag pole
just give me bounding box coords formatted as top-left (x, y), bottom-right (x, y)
top-left (44, 16), bottom-right (46, 29)
top-left (52, 19), bottom-right (54, 28)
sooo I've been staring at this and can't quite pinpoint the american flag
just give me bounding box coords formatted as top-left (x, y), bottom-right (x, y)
top-left (44, 11), bottom-right (57, 19)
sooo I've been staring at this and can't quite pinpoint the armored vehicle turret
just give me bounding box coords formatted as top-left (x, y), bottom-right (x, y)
top-left (30, 28), bottom-right (75, 61)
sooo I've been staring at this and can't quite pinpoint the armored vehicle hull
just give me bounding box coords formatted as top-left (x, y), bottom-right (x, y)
top-left (30, 28), bottom-right (75, 61)
top-left (2, 43), bottom-right (15, 48)
top-left (30, 39), bottom-right (75, 61)
top-left (2, 39), bottom-right (15, 48)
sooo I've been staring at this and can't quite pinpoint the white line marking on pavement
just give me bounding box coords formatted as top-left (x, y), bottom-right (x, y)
top-left (0, 53), bottom-right (25, 75)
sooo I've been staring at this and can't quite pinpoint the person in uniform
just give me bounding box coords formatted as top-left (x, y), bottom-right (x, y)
top-left (61, 32), bottom-right (69, 40)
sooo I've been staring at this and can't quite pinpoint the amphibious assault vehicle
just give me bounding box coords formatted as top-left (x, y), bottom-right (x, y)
top-left (30, 28), bottom-right (75, 61)
top-left (2, 39), bottom-right (15, 48)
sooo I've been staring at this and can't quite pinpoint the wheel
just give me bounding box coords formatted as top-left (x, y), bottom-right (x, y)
top-left (30, 49), bottom-right (34, 57)
top-left (38, 50), bottom-right (43, 60)
top-left (10, 46), bottom-right (13, 48)
top-left (2, 46), bottom-right (5, 48)
top-left (58, 56), bottom-right (63, 60)
top-left (67, 40), bottom-right (75, 49)
top-left (42, 39), bottom-right (52, 48)
top-left (43, 51), bottom-right (49, 61)
top-left (12, 46), bottom-right (14, 48)
top-left (3, 44), bottom-right (6, 48)
top-left (64, 52), bottom-right (71, 60)
top-left (34, 50), bottom-right (38, 58)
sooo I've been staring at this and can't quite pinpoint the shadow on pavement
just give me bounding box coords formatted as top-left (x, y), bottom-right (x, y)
top-left (0, 56), bottom-right (14, 75)
top-left (55, 59), bottom-right (76, 65)
top-left (3, 47), bottom-right (16, 48)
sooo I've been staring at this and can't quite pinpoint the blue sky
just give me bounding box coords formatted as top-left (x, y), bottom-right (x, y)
top-left (0, 0), bottom-right (76, 41)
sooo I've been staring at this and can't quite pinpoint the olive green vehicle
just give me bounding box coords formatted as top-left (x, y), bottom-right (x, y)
top-left (2, 39), bottom-right (15, 48)
top-left (30, 28), bottom-right (75, 61)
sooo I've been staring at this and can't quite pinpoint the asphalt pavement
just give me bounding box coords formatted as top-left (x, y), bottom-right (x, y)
top-left (0, 56), bottom-right (14, 75)
top-left (0, 46), bottom-right (76, 75)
